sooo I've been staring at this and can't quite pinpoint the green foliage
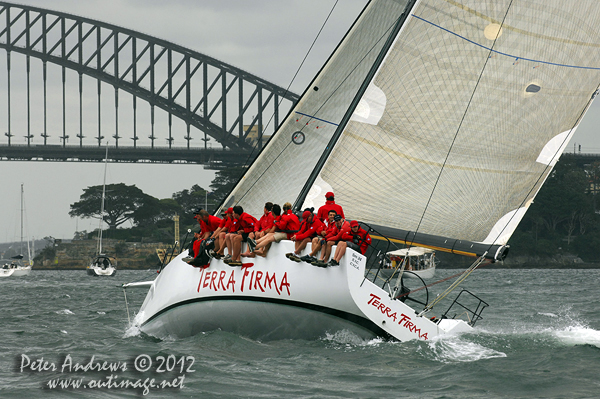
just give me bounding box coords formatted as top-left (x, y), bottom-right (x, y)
top-left (33, 245), bottom-right (56, 262)
top-left (172, 184), bottom-right (208, 220)
top-left (134, 198), bottom-right (182, 228)
top-left (511, 157), bottom-right (598, 260)
top-left (209, 166), bottom-right (247, 207)
top-left (573, 232), bottom-right (600, 262)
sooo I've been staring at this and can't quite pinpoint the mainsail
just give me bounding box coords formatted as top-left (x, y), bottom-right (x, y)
top-left (222, 0), bottom-right (600, 260)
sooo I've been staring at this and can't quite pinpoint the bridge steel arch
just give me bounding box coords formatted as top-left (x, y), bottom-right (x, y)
top-left (0, 1), bottom-right (299, 163)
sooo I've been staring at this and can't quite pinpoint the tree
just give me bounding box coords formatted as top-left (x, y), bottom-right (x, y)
top-left (69, 183), bottom-right (154, 229)
top-left (134, 198), bottom-right (182, 227)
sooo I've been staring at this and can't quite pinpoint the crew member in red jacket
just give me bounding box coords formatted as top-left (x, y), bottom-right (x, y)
top-left (276, 202), bottom-right (300, 239)
top-left (328, 220), bottom-right (371, 267)
top-left (300, 209), bottom-right (337, 264)
top-left (312, 214), bottom-right (350, 267)
top-left (254, 202), bottom-right (275, 240)
top-left (244, 204), bottom-right (282, 258)
top-left (212, 207), bottom-right (234, 258)
top-left (191, 230), bottom-right (203, 258)
top-left (225, 205), bottom-right (258, 266)
top-left (197, 210), bottom-right (222, 240)
top-left (287, 209), bottom-right (325, 262)
top-left (316, 191), bottom-right (345, 222)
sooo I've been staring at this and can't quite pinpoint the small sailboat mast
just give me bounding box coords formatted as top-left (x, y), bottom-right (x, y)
top-left (20, 183), bottom-right (24, 259)
top-left (97, 145), bottom-right (108, 256)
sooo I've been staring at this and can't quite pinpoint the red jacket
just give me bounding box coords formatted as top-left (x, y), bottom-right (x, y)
top-left (317, 200), bottom-right (345, 222)
top-left (218, 216), bottom-right (233, 232)
top-left (275, 210), bottom-right (301, 239)
top-left (236, 212), bottom-right (258, 233)
top-left (295, 217), bottom-right (325, 241)
top-left (325, 220), bottom-right (351, 242)
top-left (192, 239), bottom-right (202, 257)
top-left (341, 227), bottom-right (372, 255)
top-left (200, 215), bottom-right (222, 235)
top-left (255, 212), bottom-right (275, 232)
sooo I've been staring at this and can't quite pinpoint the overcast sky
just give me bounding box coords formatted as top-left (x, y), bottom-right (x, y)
top-left (1, 0), bottom-right (599, 244)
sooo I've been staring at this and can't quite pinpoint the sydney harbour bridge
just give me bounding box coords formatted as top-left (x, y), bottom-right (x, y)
top-left (0, 2), bottom-right (299, 169)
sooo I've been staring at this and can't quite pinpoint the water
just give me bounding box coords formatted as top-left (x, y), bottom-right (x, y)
top-left (1, 269), bottom-right (599, 398)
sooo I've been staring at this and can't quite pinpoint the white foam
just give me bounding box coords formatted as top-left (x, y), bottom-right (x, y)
top-left (538, 312), bottom-right (558, 318)
top-left (96, 311), bottom-right (106, 315)
top-left (123, 325), bottom-right (141, 338)
top-left (322, 330), bottom-right (379, 347)
top-left (553, 326), bottom-right (600, 348)
top-left (56, 309), bottom-right (74, 315)
top-left (428, 336), bottom-right (506, 363)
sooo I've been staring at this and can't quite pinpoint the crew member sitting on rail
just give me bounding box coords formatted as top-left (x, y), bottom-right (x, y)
top-left (300, 210), bottom-right (337, 264)
top-left (287, 208), bottom-right (325, 262)
top-left (242, 204), bottom-right (281, 258)
top-left (312, 214), bottom-right (350, 267)
top-left (247, 202), bottom-right (299, 257)
top-left (250, 202), bottom-right (275, 249)
top-left (224, 205), bottom-right (258, 267)
top-left (316, 191), bottom-right (344, 222)
top-left (327, 220), bottom-right (371, 267)
top-left (211, 207), bottom-right (234, 258)
top-left (197, 210), bottom-right (222, 240)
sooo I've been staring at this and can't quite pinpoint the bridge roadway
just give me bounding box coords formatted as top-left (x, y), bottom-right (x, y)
top-left (0, 144), bottom-right (252, 169)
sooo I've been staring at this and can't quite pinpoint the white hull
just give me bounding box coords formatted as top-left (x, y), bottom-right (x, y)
top-left (403, 266), bottom-right (436, 280)
top-left (132, 241), bottom-right (471, 342)
top-left (0, 265), bottom-right (32, 278)
top-left (87, 265), bottom-right (117, 276)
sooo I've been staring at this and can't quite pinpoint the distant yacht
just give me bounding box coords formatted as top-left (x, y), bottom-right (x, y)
top-left (1, 184), bottom-right (32, 278)
top-left (86, 145), bottom-right (117, 277)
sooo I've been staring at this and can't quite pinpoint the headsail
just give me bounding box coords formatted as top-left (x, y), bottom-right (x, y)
top-left (221, 0), bottom-right (600, 260)
top-left (219, 0), bottom-right (415, 215)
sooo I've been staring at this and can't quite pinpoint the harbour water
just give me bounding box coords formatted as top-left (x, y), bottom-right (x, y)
top-left (1, 268), bottom-right (599, 398)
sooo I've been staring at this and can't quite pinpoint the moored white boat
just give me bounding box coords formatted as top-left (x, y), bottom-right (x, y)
top-left (2, 184), bottom-right (34, 278)
top-left (0, 262), bottom-right (32, 278)
top-left (87, 255), bottom-right (117, 277)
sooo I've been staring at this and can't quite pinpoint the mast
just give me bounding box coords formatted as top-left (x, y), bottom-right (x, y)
top-left (98, 144), bottom-right (108, 255)
top-left (293, 0), bottom-right (418, 211)
top-left (20, 183), bottom-right (23, 257)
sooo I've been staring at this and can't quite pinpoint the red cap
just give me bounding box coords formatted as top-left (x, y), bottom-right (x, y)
top-left (302, 210), bottom-right (312, 219)
top-left (225, 207), bottom-right (234, 214)
top-left (350, 220), bottom-right (359, 227)
top-left (325, 191), bottom-right (334, 198)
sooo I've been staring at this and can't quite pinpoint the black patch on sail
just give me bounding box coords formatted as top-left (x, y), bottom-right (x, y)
top-left (526, 84), bottom-right (541, 93)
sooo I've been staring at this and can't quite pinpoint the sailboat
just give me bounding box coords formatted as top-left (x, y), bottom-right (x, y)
top-left (124, 0), bottom-right (600, 341)
top-left (1, 184), bottom-right (33, 278)
top-left (86, 145), bottom-right (117, 277)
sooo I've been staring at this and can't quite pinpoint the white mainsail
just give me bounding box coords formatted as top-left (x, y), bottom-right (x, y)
top-left (221, 0), bottom-right (600, 259)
